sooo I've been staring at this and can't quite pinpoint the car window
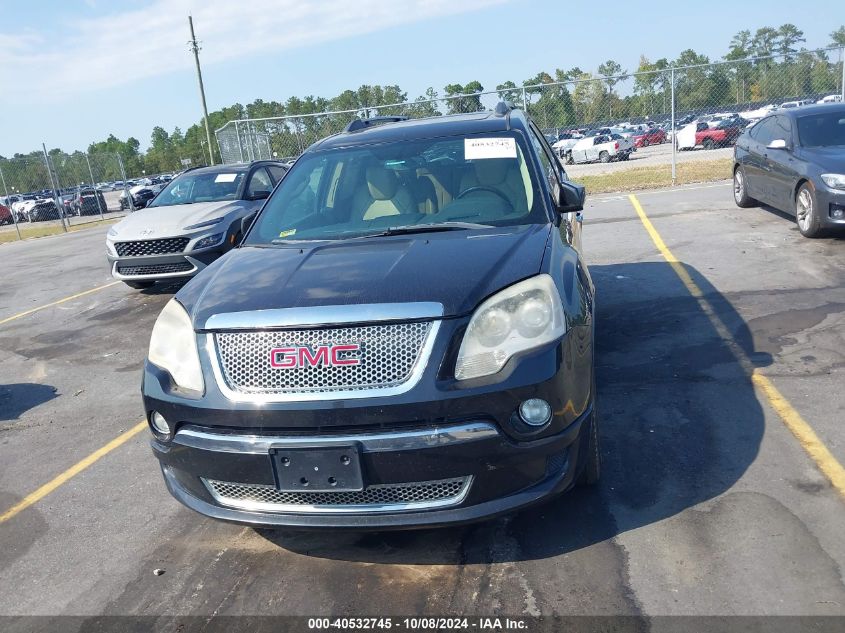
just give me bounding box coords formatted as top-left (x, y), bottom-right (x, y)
top-left (796, 110), bottom-right (845, 148)
top-left (149, 170), bottom-right (245, 207)
top-left (267, 165), bottom-right (287, 184)
top-left (245, 133), bottom-right (547, 245)
top-left (772, 116), bottom-right (792, 144)
top-left (528, 122), bottom-right (564, 194)
top-left (749, 117), bottom-right (777, 145)
top-left (246, 168), bottom-right (273, 198)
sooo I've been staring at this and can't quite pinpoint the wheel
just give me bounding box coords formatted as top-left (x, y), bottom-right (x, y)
top-left (733, 167), bottom-right (756, 208)
top-left (577, 407), bottom-right (601, 486)
top-left (599, 151), bottom-right (610, 163)
top-left (642, 138), bottom-right (650, 147)
top-left (565, 153), bottom-right (574, 165)
top-left (796, 182), bottom-right (824, 238)
top-left (702, 138), bottom-right (715, 150)
top-left (622, 151), bottom-right (631, 161)
top-left (123, 280), bottom-right (155, 289)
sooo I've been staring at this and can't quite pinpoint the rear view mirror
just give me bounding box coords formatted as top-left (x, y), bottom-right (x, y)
top-left (767, 139), bottom-right (788, 150)
top-left (556, 180), bottom-right (586, 213)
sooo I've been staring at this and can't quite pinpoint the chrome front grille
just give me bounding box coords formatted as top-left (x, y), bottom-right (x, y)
top-left (115, 237), bottom-right (190, 256)
top-left (204, 476), bottom-right (471, 513)
top-left (214, 322), bottom-right (433, 396)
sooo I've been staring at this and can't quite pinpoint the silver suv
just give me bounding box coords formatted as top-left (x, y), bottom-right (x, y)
top-left (105, 161), bottom-right (287, 289)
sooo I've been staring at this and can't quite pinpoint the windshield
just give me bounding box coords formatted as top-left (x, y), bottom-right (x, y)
top-left (245, 133), bottom-right (547, 244)
top-left (797, 110), bottom-right (845, 147)
top-left (148, 170), bottom-right (245, 207)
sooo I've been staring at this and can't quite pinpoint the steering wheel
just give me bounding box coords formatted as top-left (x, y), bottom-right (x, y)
top-left (455, 186), bottom-right (513, 210)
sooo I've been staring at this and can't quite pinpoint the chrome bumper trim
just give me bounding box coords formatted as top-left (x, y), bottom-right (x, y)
top-left (174, 422), bottom-right (500, 454)
top-left (202, 302), bottom-right (444, 331)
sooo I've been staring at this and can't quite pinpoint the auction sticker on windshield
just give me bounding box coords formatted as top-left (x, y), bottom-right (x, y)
top-left (214, 173), bottom-right (238, 183)
top-left (465, 137), bottom-right (517, 160)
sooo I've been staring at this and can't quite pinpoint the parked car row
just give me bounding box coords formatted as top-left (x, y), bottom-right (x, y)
top-left (0, 186), bottom-right (110, 223)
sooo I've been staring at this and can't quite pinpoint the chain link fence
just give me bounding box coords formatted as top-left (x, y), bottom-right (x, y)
top-left (0, 151), bottom-right (137, 242)
top-left (217, 46), bottom-right (845, 195)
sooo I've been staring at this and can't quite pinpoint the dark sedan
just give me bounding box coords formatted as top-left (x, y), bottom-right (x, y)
top-left (73, 188), bottom-right (108, 216)
top-left (733, 104), bottom-right (845, 237)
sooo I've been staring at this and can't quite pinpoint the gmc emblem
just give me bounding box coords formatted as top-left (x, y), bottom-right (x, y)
top-left (270, 344), bottom-right (361, 368)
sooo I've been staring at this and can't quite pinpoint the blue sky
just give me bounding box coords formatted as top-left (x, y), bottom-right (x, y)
top-left (0, 0), bottom-right (842, 156)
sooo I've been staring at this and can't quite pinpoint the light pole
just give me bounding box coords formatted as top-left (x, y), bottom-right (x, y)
top-left (188, 15), bottom-right (215, 166)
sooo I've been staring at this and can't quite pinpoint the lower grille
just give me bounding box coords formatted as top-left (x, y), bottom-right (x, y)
top-left (117, 261), bottom-right (193, 276)
top-left (203, 476), bottom-right (472, 513)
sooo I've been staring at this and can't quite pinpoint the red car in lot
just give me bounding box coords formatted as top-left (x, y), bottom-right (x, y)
top-left (633, 128), bottom-right (666, 147)
top-left (695, 119), bottom-right (747, 149)
top-left (0, 203), bottom-right (13, 226)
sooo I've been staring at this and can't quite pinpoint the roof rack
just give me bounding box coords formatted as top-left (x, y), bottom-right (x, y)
top-left (494, 101), bottom-right (515, 130)
top-left (344, 115), bottom-right (409, 133)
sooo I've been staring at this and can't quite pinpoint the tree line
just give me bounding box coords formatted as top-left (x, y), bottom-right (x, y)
top-left (1, 24), bottom-right (843, 193)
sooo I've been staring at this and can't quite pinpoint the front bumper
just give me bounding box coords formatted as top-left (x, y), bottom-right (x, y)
top-left (152, 404), bottom-right (593, 529)
top-left (144, 322), bottom-right (595, 529)
top-left (107, 248), bottom-right (224, 281)
top-left (816, 185), bottom-right (845, 229)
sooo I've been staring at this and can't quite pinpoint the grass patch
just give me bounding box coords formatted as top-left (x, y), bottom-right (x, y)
top-left (0, 218), bottom-right (118, 244)
top-left (574, 158), bottom-right (733, 194)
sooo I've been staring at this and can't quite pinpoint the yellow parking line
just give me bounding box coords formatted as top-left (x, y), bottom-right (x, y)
top-left (628, 193), bottom-right (845, 498)
top-left (0, 281), bottom-right (120, 326)
top-left (0, 421), bottom-right (147, 524)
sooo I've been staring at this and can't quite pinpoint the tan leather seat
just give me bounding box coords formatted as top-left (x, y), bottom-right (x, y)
top-left (459, 159), bottom-right (527, 213)
top-left (358, 166), bottom-right (415, 220)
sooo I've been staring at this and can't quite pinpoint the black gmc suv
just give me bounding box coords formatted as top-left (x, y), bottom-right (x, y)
top-left (143, 104), bottom-right (598, 529)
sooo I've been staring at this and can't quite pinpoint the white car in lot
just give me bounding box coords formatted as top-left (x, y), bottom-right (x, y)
top-left (815, 94), bottom-right (842, 104)
top-left (779, 99), bottom-right (814, 109)
top-left (106, 161), bottom-right (288, 288)
top-left (568, 133), bottom-right (634, 164)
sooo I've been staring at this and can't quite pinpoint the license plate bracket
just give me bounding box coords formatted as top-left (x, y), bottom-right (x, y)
top-left (272, 446), bottom-right (364, 492)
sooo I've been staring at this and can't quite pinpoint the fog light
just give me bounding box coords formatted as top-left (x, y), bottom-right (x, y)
top-left (831, 206), bottom-right (845, 220)
top-left (149, 411), bottom-right (171, 439)
top-left (519, 398), bottom-right (552, 427)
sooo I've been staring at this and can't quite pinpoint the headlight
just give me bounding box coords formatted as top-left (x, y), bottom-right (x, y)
top-left (148, 299), bottom-right (204, 392)
top-left (821, 174), bottom-right (845, 190)
top-left (455, 275), bottom-right (566, 381)
top-left (193, 232), bottom-right (224, 250)
top-left (184, 217), bottom-right (225, 230)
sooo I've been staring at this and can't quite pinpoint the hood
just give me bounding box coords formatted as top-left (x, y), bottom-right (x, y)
top-left (109, 200), bottom-right (247, 239)
top-left (796, 146), bottom-right (845, 172)
top-left (179, 224), bottom-right (552, 325)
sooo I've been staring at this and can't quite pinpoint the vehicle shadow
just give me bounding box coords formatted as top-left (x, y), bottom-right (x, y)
top-left (0, 383), bottom-right (58, 423)
top-left (256, 261), bottom-right (771, 564)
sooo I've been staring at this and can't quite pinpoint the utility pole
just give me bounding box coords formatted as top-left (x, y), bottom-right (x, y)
top-left (188, 15), bottom-right (215, 166)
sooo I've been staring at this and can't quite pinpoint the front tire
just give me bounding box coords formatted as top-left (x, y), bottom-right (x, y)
top-left (796, 182), bottom-right (824, 238)
top-left (702, 138), bottom-right (715, 150)
top-left (123, 280), bottom-right (155, 289)
top-left (599, 151), bottom-right (610, 163)
top-left (733, 167), bottom-right (756, 208)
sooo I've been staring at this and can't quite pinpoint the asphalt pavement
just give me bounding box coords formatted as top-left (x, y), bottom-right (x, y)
top-left (1, 182), bottom-right (844, 626)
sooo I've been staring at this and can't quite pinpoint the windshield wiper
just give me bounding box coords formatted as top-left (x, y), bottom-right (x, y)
top-left (356, 222), bottom-right (493, 239)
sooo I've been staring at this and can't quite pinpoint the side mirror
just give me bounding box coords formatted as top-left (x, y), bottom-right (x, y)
top-left (556, 180), bottom-right (586, 213)
top-left (249, 190), bottom-right (271, 201)
top-left (239, 213), bottom-right (257, 239)
top-left (767, 139), bottom-right (788, 150)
